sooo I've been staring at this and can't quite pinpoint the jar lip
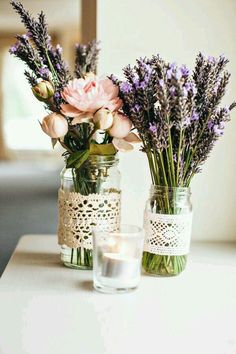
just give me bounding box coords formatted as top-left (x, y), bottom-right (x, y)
top-left (86, 154), bottom-right (119, 166)
top-left (88, 154), bottom-right (118, 162)
top-left (150, 184), bottom-right (191, 193)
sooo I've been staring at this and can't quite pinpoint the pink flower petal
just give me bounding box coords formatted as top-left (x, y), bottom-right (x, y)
top-left (112, 138), bottom-right (134, 152)
top-left (105, 98), bottom-right (123, 112)
top-left (124, 132), bottom-right (141, 143)
top-left (99, 78), bottom-right (119, 100)
top-left (60, 104), bottom-right (81, 117)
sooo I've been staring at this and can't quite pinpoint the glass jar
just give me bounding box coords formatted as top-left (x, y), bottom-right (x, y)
top-left (58, 155), bottom-right (121, 270)
top-left (93, 225), bottom-right (144, 294)
top-left (142, 185), bottom-right (193, 276)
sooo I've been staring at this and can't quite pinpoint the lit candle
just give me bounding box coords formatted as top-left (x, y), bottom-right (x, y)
top-left (101, 253), bottom-right (140, 288)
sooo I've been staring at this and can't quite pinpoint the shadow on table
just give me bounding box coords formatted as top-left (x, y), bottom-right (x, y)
top-left (9, 251), bottom-right (62, 269)
top-left (79, 280), bottom-right (94, 292)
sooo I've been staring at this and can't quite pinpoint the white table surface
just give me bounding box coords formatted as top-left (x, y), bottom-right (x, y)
top-left (0, 235), bottom-right (236, 354)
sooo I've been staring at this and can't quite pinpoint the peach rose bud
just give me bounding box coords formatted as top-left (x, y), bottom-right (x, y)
top-left (108, 112), bottom-right (132, 138)
top-left (93, 108), bottom-right (114, 130)
top-left (32, 80), bottom-right (54, 102)
top-left (41, 113), bottom-right (68, 138)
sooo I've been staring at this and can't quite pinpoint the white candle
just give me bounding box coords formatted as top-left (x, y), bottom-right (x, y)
top-left (101, 253), bottom-right (140, 288)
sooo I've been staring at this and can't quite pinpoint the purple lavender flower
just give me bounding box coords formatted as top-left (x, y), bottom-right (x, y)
top-left (167, 69), bottom-right (172, 80)
top-left (143, 63), bottom-right (152, 74)
top-left (169, 86), bottom-right (176, 96)
top-left (133, 76), bottom-right (140, 89)
top-left (159, 79), bottom-right (164, 88)
top-left (170, 62), bottom-right (177, 70)
top-left (223, 106), bottom-right (230, 114)
top-left (184, 82), bottom-right (194, 92)
top-left (56, 63), bottom-right (61, 70)
top-left (183, 116), bottom-right (191, 126)
top-left (213, 123), bottom-right (224, 136)
top-left (213, 78), bottom-right (221, 94)
top-left (9, 42), bottom-right (20, 54)
top-left (56, 44), bottom-right (63, 54)
top-left (139, 81), bottom-right (147, 89)
top-left (182, 87), bottom-right (188, 98)
top-left (208, 120), bottom-right (214, 130)
top-left (39, 67), bottom-right (50, 76)
top-left (54, 92), bottom-right (61, 99)
top-left (180, 65), bottom-right (190, 77)
top-left (175, 69), bottom-right (182, 80)
top-left (149, 124), bottom-right (157, 134)
top-left (131, 104), bottom-right (141, 113)
top-left (191, 112), bottom-right (199, 121)
top-left (39, 67), bottom-right (49, 75)
top-left (207, 55), bottom-right (216, 64)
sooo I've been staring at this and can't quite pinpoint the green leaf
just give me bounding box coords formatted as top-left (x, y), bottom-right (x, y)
top-left (89, 143), bottom-right (116, 156)
top-left (51, 138), bottom-right (58, 149)
top-left (66, 150), bottom-right (89, 169)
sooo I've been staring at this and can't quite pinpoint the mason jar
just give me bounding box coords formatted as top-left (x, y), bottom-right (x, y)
top-left (58, 155), bottom-right (121, 270)
top-left (142, 185), bottom-right (193, 276)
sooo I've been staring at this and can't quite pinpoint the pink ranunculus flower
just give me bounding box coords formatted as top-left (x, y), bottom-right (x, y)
top-left (61, 76), bottom-right (121, 117)
top-left (41, 113), bottom-right (68, 138)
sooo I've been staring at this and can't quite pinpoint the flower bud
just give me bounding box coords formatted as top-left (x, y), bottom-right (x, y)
top-left (41, 113), bottom-right (68, 138)
top-left (93, 108), bottom-right (114, 130)
top-left (32, 80), bottom-right (54, 102)
top-left (108, 112), bottom-right (132, 138)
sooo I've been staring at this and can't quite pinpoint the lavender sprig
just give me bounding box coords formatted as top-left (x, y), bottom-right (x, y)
top-left (75, 40), bottom-right (100, 78)
top-left (10, 1), bottom-right (71, 91)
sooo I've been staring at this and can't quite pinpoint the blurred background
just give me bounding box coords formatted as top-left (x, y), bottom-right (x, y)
top-left (0, 0), bottom-right (236, 275)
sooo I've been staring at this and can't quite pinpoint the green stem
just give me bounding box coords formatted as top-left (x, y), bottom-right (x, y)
top-left (45, 50), bottom-right (59, 83)
top-left (176, 129), bottom-right (183, 185)
top-left (167, 128), bottom-right (176, 186)
top-left (158, 151), bottom-right (168, 187)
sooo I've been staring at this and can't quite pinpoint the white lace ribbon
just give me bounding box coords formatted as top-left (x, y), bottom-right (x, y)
top-left (58, 189), bottom-right (121, 249)
top-left (144, 211), bottom-right (193, 256)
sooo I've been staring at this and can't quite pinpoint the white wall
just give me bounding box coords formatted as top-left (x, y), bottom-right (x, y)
top-left (97, 0), bottom-right (236, 241)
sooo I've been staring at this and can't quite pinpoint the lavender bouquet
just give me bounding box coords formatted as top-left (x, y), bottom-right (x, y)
top-left (113, 53), bottom-right (235, 275)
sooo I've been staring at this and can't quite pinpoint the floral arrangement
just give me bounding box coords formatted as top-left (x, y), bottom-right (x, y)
top-left (112, 53), bottom-right (235, 274)
top-left (9, 1), bottom-right (142, 269)
top-left (9, 1), bottom-right (139, 171)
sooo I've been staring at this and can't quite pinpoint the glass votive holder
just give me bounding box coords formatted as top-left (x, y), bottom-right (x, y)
top-left (92, 225), bottom-right (144, 294)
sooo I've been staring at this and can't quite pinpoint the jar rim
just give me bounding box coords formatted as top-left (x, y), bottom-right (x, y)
top-left (85, 154), bottom-right (119, 166)
top-left (150, 184), bottom-right (191, 194)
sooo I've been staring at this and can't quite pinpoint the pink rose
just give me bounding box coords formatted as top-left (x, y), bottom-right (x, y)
top-left (93, 108), bottom-right (114, 130)
top-left (41, 113), bottom-right (68, 138)
top-left (108, 112), bottom-right (132, 138)
top-left (61, 76), bottom-right (121, 116)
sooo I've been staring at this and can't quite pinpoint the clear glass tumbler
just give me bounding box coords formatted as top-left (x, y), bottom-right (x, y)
top-left (93, 225), bottom-right (144, 294)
